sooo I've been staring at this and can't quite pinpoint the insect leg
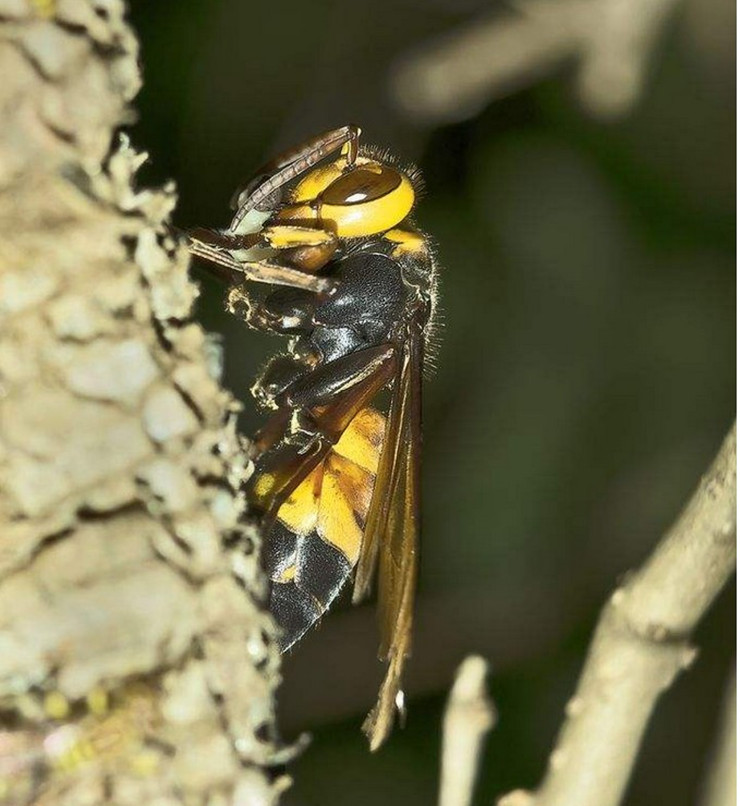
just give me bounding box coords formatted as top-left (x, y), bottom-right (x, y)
top-left (248, 345), bottom-right (397, 523)
top-left (276, 345), bottom-right (396, 409)
top-left (187, 228), bottom-right (336, 293)
top-left (260, 224), bottom-right (338, 274)
top-left (254, 339), bottom-right (395, 414)
top-left (227, 284), bottom-right (318, 336)
top-left (252, 355), bottom-right (311, 410)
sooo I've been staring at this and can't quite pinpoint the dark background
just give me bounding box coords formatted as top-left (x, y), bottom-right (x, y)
top-left (129, 1), bottom-right (735, 803)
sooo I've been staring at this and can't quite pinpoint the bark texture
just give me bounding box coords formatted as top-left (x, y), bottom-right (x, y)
top-left (0, 2), bottom-right (282, 803)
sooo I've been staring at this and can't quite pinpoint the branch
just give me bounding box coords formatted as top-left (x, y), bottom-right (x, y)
top-left (699, 669), bottom-right (736, 806)
top-left (0, 2), bottom-right (282, 803)
top-left (439, 656), bottom-right (496, 806)
top-left (500, 423), bottom-right (736, 806)
top-left (391, 0), bottom-right (680, 123)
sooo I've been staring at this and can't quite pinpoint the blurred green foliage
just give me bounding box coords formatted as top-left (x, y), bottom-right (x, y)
top-left (130, 1), bottom-right (734, 803)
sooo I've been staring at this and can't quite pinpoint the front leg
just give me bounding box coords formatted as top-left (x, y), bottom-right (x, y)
top-left (187, 224), bottom-right (338, 292)
top-left (188, 229), bottom-right (333, 293)
top-left (227, 284), bottom-right (319, 336)
top-left (189, 221), bottom-right (341, 338)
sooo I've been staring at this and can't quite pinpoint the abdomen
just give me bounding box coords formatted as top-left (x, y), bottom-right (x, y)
top-left (262, 407), bottom-right (386, 650)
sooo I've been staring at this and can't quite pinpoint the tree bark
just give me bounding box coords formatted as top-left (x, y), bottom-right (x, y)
top-left (0, 2), bottom-right (281, 803)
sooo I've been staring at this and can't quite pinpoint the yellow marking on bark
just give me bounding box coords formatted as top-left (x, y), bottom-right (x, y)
top-left (44, 691), bottom-right (70, 720)
top-left (128, 749), bottom-right (161, 776)
top-left (86, 687), bottom-right (109, 716)
top-left (31, 0), bottom-right (55, 18)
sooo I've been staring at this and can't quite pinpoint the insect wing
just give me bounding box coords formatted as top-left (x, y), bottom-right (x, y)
top-left (360, 319), bottom-right (423, 750)
top-left (351, 350), bottom-right (406, 605)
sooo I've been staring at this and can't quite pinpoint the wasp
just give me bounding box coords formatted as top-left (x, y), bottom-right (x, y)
top-left (187, 125), bottom-right (438, 749)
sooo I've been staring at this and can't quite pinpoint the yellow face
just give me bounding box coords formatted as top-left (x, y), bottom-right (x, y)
top-left (278, 157), bottom-right (416, 238)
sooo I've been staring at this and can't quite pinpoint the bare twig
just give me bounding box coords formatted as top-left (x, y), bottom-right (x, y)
top-left (439, 656), bottom-right (496, 806)
top-left (391, 0), bottom-right (679, 122)
top-left (699, 668), bottom-right (736, 806)
top-left (499, 423), bottom-right (736, 806)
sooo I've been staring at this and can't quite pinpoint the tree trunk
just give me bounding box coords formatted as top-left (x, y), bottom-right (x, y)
top-left (0, 2), bottom-right (281, 803)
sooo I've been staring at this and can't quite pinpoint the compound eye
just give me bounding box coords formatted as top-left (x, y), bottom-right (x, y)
top-left (321, 165), bottom-right (402, 206)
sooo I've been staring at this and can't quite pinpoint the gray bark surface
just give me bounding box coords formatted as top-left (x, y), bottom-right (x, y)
top-left (0, 2), bottom-right (282, 803)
